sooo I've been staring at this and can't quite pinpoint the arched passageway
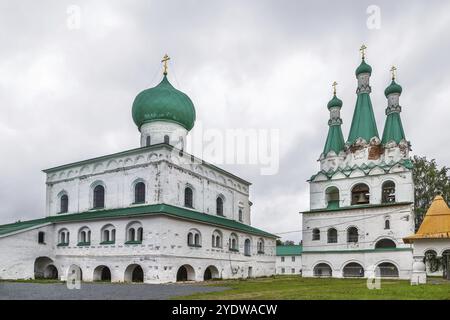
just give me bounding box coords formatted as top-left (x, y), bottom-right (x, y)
top-left (176, 264), bottom-right (195, 282)
top-left (124, 264), bottom-right (144, 283)
top-left (34, 257), bottom-right (58, 279)
top-left (93, 265), bottom-right (112, 282)
top-left (203, 265), bottom-right (219, 281)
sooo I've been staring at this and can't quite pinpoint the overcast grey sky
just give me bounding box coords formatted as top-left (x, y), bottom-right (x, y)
top-left (1, 0), bottom-right (449, 242)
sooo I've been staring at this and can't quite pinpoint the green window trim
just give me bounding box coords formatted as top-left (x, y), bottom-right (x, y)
top-left (125, 240), bottom-right (142, 245)
top-left (100, 241), bottom-right (115, 245)
top-left (229, 248), bottom-right (239, 253)
top-left (188, 244), bottom-right (202, 248)
top-left (77, 242), bottom-right (91, 246)
top-left (57, 242), bottom-right (69, 247)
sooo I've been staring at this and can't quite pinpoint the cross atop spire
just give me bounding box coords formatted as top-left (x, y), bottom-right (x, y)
top-left (332, 81), bottom-right (338, 95)
top-left (161, 54), bottom-right (170, 75)
top-left (360, 44), bottom-right (367, 60)
top-left (390, 66), bottom-right (397, 80)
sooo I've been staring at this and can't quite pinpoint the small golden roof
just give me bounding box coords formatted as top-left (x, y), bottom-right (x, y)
top-left (404, 195), bottom-right (450, 243)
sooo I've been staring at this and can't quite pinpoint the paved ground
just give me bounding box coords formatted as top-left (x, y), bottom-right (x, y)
top-left (0, 282), bottom-right (228, 300)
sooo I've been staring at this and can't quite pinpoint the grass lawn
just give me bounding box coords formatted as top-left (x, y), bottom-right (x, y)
top-left (175, 276), bottom-right (450, 300)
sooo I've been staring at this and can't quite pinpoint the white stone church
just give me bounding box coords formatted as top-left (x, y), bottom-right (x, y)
top-left (0, 58), bottom-right (277, 284)
top-left (301, 49), bottom-right (415, 279)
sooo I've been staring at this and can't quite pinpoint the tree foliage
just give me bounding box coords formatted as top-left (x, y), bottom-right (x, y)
top-left (413, 156), bottom-right (450, 229)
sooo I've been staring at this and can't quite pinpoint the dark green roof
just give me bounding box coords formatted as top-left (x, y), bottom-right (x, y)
top-left (382, 112), bottom-right (406, 144)
top-left (355, 59), bottom-right (372, 76)
top-left (384, 80), bottom-right (402, 97)
top-left (132, 75), bottom-right (196, 131)
top-left (327, 95), bottom-right (343, 109)
top-left (302, 201), bottom-right (412, 214)
top-left (347, 92), bottom-right (379, 144)
top-left (323, 125), bottom-right (345, 156)
top-left (276, 245), bottom-right (302, 256)
top-left (0, 203), bottom-right (277, 238)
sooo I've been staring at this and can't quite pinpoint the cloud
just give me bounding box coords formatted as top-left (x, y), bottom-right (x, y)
top-left (0, 0), bottom-right (449, 243)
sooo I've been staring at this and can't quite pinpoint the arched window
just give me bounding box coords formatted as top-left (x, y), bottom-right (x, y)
top-left (58, 229), bottom-right (69, 246)
top-left (134, 182), bottom-right (146, 204)
top-left (313, 263), bottom-right (332, 277)
top-left (325, 187), bottom-right (340, 209)
top-left (376, 262), bottom-right (399, 278)
top-left (146, 136), bottom-right (151, 147)
top-left (187, 229), bottom-right (201, 247)
top-left (244, 239), bottom-right (251, 256)
top-left (60, 194), bottom-right (69, 213)
top-left (238, 208), bottom-right (243, 222)
top-left (347, 227), bottom-right (359, 243)
top-left (38, 231), bottom-right (45, 244)
top-left (351, 183), bottom-right (370, 205)
top-left (184, 187), bottom-right (193, 208)
top-left (126, 222), bottom-right (143, 243)
top-left (216, 196), bottom-right (224, 216)
top-left (424, 250), bottom-right (439, 273)
top-left (164, 135), bottom-right (170, 144)
top-left (384, 219), bottom-right (390, 230)
top-left (229, 233), bottom-right (239, 251)
top-left (382, 181), bottom-right (396, 203)
top-left (101, 224), bottom-right (116, 244)
top-left (343, 262), bottom-right (364, 278)
top-left (93, 185), bottom-right (105, 209)
top-left (375, 238), bottom-right (396, 249)
top-left (312, 228), bottom-right (320, 241)
top-left (212, 230), bottom-right (222, 248)
top-left (78, 227), bottom-right (91, 245)
top-left (327, 228), bottom-right (338, 243)
top-left (257, 238), bottom-right (265, 254)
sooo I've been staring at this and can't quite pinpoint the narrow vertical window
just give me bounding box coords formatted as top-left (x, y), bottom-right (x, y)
top-left (184, 187), bottom-right (193, 208)
top-left (60, 194), bottom-right (69, 213)
top-left (216, 197), bottom-right (224, 216)
top-left (93, 185), bottom-right (105, 209)
top-left (164, 135), bottom-right (170, 144)
top-left (146, 136), bottom-right (151, 147)
top-left (134, 182), bottom-right (146, 204)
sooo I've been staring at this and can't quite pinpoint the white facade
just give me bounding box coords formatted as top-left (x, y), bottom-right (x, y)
top-left (275, 255), bottom-right (302, 275)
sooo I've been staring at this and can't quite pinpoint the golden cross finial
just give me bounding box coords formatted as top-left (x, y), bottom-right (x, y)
top-left (161, 54), bottom-right (170, 75)
top-left (360, 44), bottom-right (367, 59)
top-left (390, 66), bottom-right (397, 80)
top-left (332, 81), bottom-right (338, 95)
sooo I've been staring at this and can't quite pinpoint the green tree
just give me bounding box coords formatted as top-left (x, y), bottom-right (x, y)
top-left (413, 156), bottom-right (450, 230)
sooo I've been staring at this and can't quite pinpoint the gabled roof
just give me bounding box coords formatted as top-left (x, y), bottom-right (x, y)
top-left (0, 204), bottom-right (277, 238)
top-left (276, 245), bottom-right (302, 256)
top-left (404, 195), bottom-right (450, 243)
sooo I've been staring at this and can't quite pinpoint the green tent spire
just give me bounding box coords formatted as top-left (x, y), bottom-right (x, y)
top-left (382, 67), bottom-right (406, 144)
top-left (322, 82), bottom-right (345, 156)
top-left (347, 54), bottom-right (379, 144)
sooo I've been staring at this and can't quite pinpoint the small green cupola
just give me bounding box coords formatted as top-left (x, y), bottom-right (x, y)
top-left (382, 66), bottom-right (407, 145)
top-left (132, 55), bottom-right (196, 132)
top-left (384, 80), bottom-right (402, 97)
top-left (322, 82), bottom-right (345, 157)
top-left (355, 59), bottom-right (372, 76)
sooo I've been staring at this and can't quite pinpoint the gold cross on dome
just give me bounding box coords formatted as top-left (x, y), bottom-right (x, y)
top-left (390, 66), bottom-right (397, 80)
top-left (332, 81), bottom-right (338, 95)
top-left (161, 54), bottom-right (170, 75)
top-left (360, 44), bottom-right (367, 59)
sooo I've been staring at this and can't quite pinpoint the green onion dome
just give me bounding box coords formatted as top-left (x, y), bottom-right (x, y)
top-left (384, 80), bottom-right (402, 97)
top-left (327, 94), bottom-right (343, 109)
top-left (132, 75), bottom-right (196, 131)
top-left (355, 59), bottom-right (372, 76)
